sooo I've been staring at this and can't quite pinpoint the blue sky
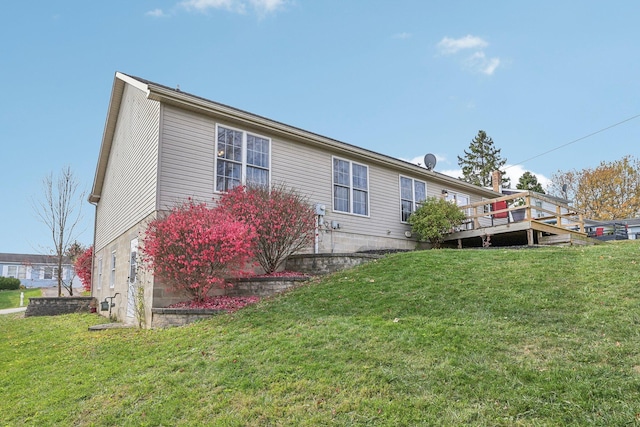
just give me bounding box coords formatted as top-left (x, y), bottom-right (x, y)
top-left (1, 0), bottom-right (639, 254)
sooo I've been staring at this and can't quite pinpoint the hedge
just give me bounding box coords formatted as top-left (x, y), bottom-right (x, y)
top-left (0, 277), bottom-right (21, 290)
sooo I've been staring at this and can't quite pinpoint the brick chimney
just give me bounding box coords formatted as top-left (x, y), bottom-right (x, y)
top-left (492, 170), bottom-right (502, 193)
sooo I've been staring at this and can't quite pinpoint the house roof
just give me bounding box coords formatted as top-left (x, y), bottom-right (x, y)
top-left (0, 253), bottom-right (72, 265)
top-left (502, 188), bottom-right (572, 206)
top-left (584, 218), bottom-right (640, 227)
top-left (90, 71), bottom-right (501, 203)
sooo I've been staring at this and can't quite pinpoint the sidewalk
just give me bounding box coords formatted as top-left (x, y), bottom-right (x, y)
top-left (0, 287), bottom-right (79, 315)
top-left (0, 306), bottom-right (27, 315)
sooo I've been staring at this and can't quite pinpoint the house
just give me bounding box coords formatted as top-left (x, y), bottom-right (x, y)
top-left (500, 188), bottom-right (574, 223)
top-left (89, 72), bottom-right (501, 325)
top-left (0, 253), bottom-right (79, 289)
top-left (624, 218), bottom-right (640, 239)
top-left (585, 218), bottom-right (640, 240)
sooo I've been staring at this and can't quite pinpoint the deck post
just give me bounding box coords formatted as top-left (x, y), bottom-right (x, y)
top-left (527, 228), bottom-right (534, 246)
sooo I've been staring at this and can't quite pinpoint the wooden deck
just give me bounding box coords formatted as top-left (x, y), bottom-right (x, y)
top-left (444, 191), bottom-right (600, 248)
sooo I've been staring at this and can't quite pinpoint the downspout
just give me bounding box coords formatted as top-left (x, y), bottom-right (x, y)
top-left (88, 194), bottom-right (100, 299)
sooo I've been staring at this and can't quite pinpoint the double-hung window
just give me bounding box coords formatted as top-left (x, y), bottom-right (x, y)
top-left (400, 176), bottom-right (426, 222)
top-left (110, 250), bottom-right (116, 289)
top-left (446, 192), bottom-right (471, 215)
top-left (97, 256), bottom-right (103, 290)
top-left (333, 157), bottom-right (369, 216)
top-left (215, 125), bottom-right (270, 192)
top-left (7, 265), bottom-right (17, 278)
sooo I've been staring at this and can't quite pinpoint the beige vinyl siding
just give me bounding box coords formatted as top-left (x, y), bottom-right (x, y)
top-left (271, 137), bottom-right (414, 241)
top-left (270, 137), bottom-right (330, 201)
top-left (109, 96), bottom-right (491, 252)
top-left (158, 106), bottom-right (216, 208)
top-left (94, 84), bottom-right (160, 251)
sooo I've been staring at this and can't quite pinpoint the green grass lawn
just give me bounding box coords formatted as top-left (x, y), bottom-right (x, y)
top-left (0, 288), bottom-right (42, 310)
top-left (1, 242), bottom-right (640, 426)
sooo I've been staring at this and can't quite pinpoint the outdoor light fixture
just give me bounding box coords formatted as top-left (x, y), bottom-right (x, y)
top-left (441, 189), bottom-right (449, 196)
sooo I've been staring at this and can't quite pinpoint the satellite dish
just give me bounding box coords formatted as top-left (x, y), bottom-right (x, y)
top-left (423, 153), bottom-right (437, 170)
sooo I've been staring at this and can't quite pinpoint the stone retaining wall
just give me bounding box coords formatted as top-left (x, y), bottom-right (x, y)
top-left (151, 254), bottom-right (382, 328)
top-left (150, 308), bottom-right (224, 328)
top-left (151, 277), bottom-right (310, 328)
top-left (285, 253), bottom-right (381, 275)
top-left (25, 297), bottom-right (96, 317)
top-left (227, 276), bottom-right (311, 297)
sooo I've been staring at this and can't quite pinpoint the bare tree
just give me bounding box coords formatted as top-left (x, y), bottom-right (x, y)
top-left (32, 166), bottom-right (85, 296)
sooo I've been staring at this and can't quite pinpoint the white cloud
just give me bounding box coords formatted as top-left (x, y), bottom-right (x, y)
top-left (250, 0), bottom-right (286, 13)
top-left (146, 8), bottom-right (169, 17)
top-left (437, 35), bottom-right (488, 55)
top-left (180, 0), bottom-right (243, 12)
top-left (180, 0), bottom-right (286, 14)
top-left (503, 165), bottom-right (552, 190)
top-left (437, 34), bottom-right (501, 75)
top-left (464, 51), bottom-right (501, 76)
top-left (403, 156), bottom-right (551, 191)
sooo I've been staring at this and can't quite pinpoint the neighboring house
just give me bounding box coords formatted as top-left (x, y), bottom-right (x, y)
top-left (89, 72), bottom-right (501, 325)
top-left (0, 253), bottom-right (79, 289)
top-left (584, 218), bottom-right (640, 240)
top-left (624, 218), bottom-right (640, 239)
top-left (500, 188), bottom-right (574, 224)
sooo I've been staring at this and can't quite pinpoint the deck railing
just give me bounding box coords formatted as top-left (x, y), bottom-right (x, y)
top-left (457, 191), bottom-right (585, 233)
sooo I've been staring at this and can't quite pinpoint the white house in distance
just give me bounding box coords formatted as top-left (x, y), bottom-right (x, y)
top-left (0, 253), bottom-right (79, 289)
top-left (89, 72), bottom-right (501, 325)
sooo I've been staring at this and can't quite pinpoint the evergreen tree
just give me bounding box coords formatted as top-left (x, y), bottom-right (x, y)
top-left (516, 171), bottom-right (545, 193)
top-left (457, 130), bottom-right (510, 188)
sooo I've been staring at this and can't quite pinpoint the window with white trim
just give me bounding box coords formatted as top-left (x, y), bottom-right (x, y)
top-left (7, 265), bottom-right (17, 278)
top-left (400, 176), bottom-right (427, 222)
top-left (110, 251), bottom-right (116, 289)
top-left (215, 125), bottom-right (270, 192)
top-left (446, 192), bottom-right (471, 215)
top-left (129, 238), bottom-right (138, 285)
top-left (333, 157), bottom-right (369, 216)
top-left (97, 256), bottom-right (103, 290)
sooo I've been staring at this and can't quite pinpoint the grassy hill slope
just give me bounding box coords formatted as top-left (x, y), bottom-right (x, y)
top-left (1, 242), bottom-right (639, 426)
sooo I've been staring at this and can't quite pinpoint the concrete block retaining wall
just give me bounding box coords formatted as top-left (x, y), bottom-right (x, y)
top-left (227, 276), bottom-right (311, 297)
top-left (285, 253), bottom-right (381, 275)
top-left (150, 308), bottom-right (225, 328)
top-left (151, 276), bottom-right (311, 328)
top-left (25, 297), bottom-right (96, 317)
top-left (151, 253), bottom-right (386, 328)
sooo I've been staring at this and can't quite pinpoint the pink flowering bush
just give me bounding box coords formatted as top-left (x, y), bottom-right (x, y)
top-left (141, 201), bottom-right (256, 302)
top-left (74, 245), bottom-right (93, 292)
top-left (217, 184), bottom-right (316, 274)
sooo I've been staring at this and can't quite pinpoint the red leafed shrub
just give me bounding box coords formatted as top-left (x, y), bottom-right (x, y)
top-left (217, 184), bottom-right (316, 274)
top-left (74, 245), bottom-right (93, 292)
top-left (168, 295), bottom-right (260, 312)
top-left (141, 201), bottom-right (256, 302)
